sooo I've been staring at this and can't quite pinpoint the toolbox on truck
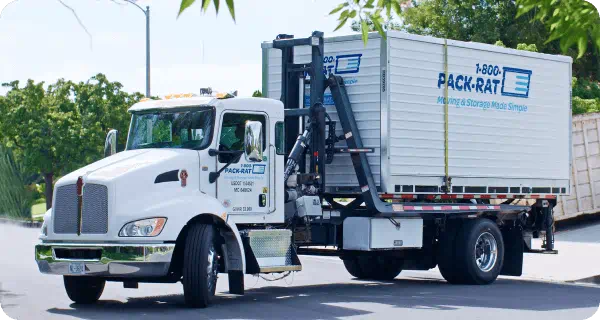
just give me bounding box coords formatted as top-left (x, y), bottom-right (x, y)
top-left (262, 31), bottom-right (572, 197)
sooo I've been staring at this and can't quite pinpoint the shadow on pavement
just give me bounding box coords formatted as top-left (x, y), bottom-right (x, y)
top-left (0, 286), bottom-right (24, 309)
top-left (45, 277), bottom-right (600, 320)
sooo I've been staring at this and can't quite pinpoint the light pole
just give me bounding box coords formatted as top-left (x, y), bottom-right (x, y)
top-left (123, 1), bottom-right (150, 98)
top-left (0, 0), bottom-right (18, 17)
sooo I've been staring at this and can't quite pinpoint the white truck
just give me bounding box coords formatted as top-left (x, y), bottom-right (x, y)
top-left (35, 31), bottom-right (572, 308)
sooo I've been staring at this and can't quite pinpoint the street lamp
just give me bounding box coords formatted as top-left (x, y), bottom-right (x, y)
top-left (123, 0), bottom-right (151, 98)
top-left (0, 0), bottom-right (18, 17)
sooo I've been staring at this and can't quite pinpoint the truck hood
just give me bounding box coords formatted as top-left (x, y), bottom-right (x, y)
top-left (49, 148), bottom-right (202, 241)
top-left (57, 149), bottom-right (199, 187)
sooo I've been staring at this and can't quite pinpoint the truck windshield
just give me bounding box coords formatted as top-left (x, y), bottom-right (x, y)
top-left (126, 108), bottom-right (214, 150)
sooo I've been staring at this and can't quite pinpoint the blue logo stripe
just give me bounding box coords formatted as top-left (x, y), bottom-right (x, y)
top-left (501, 67), bottom-right (533, 98)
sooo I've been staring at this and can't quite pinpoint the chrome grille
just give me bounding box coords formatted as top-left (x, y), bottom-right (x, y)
top-left (81, 184), bottom-right (108, 234)
top-left (52, 183), bottom-right (109, 235)
top-left (53, 185), bottom-right (78, 234)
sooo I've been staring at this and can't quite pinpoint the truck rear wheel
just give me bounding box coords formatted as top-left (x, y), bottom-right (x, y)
top-left (439, 218), bottom-right (504, 285)
top-left (63, 276), bottom-right (105, 304)
top-left (343, 255), bottom-right (403, 280)
top-left (182, 223), bottom-right (220, 308)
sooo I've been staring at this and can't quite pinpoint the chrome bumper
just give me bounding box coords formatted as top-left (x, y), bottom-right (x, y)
top-left (35, 243), bottom-right (175, 277)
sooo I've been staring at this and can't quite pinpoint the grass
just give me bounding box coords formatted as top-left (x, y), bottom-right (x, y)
top-left (31, 202), bottom-right (46, 217)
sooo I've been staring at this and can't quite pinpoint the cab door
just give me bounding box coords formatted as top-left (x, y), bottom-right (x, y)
top-left (216, 112), bottom-right (270, 215)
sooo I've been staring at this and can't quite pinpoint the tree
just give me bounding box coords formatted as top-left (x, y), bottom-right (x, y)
top-left (350, 18), bottom-right (401, 32)
top-left (252, 90), bottom-right (262, 97)
top-left (516, 0), bottom-right (600, 59)
top-left (0, 74), bottom-right (142, 210)
top-left (0, 145), bottom-right (35, 219)
top-left (177, 0), bottom-right (407, 45)
top-left (401, 0), bottom-right (550, 51)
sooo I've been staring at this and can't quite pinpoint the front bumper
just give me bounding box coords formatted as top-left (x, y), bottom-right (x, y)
top-left (35, 243), bottom-right (175, 277)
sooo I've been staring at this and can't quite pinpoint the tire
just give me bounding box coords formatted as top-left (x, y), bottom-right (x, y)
top-left (443, 218), bottom-right (505, 285)
top-left (182, 223), bottom-right (220, 308)
top-left (63, 276), bottom-right (105, 304)
top-left (343, 255), bottom-right (403, 281)
top-left (437, 220), bottom-right (464, 284)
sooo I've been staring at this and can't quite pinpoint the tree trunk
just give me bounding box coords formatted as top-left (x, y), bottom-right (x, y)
top-left (44, 172), bottom-right (54, 210)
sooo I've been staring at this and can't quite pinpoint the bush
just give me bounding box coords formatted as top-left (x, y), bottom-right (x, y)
top-left (0, 146), bottom-right (34, 220)
top-left (573, 97), bottom-right (600, 115)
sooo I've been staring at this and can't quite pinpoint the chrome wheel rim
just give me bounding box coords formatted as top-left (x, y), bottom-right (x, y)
top-left (474, 232), bottom-right (498, 272)
top-left (207, 243), bottom-right (219, 293)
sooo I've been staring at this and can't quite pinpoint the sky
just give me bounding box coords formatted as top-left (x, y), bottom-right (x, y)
top-left (0, 0), bottom-right (356, 97)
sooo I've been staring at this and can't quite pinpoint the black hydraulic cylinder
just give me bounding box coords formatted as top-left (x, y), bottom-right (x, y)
top-left (284, 129), bottom-right (311, 183)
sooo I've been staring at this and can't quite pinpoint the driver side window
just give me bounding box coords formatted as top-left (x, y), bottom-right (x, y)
top-left (218, 113), bottom-right (266, 163)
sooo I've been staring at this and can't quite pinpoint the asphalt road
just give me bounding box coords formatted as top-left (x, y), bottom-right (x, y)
top-left (1, 223), bottom-right (600, 320)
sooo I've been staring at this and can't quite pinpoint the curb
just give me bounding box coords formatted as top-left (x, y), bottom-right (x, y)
top-left (0, 217), bottom-right (42, 228)
top-left (569, 275), bottom-right (600, 286)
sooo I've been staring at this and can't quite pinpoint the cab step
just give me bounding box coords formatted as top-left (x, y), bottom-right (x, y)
top-left (241, 229), bottom-right (302, 274)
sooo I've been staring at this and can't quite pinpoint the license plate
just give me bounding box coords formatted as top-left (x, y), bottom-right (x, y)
top-left (68, 262), bottom-right (86, 275)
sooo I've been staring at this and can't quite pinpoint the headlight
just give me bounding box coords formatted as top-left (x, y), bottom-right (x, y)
top-left (40, 221), bottom-right (48, 237)
top-left (119, 218), bottom-right (167, 237)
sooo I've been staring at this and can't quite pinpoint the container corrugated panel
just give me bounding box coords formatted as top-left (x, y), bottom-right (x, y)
top-left (263, 34), bottom-right (383, 189)
top-left (385, 32), bottom-right (571, 194)
top-left (263, 31), bottom-right (572, 195)
top-left (555, 113), bottom-right (600, 220)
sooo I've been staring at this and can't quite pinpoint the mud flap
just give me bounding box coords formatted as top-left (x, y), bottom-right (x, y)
top-left (500, 225), bottom-right (523, 276)
top-left (228, 270), bottom-right (244, 295)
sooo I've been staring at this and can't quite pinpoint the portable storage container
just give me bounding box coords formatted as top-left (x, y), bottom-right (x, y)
top-left (262, 31), bottom-right (572, 197)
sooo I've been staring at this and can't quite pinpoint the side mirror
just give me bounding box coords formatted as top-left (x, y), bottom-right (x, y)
top-left (104, 129), bottom-right (118, 158)
top-left (244, 121), bottom-right (263, 162)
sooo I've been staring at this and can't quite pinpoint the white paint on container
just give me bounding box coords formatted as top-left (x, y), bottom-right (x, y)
top-left (262, 31), bottom-right (572, 196)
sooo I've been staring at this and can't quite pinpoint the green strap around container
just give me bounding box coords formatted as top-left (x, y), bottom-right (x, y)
top-left (443, 40), bottom-right (449, 183)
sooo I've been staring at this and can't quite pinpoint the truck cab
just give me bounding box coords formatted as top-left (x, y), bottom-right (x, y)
top-left (36, 95), bottom-right (289, 307)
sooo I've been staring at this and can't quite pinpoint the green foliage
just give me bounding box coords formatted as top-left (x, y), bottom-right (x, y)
top-left (401, 0), bottom-right (549, 49)
top-left (571, 76), bottom-right (600, 115)
top-left (516, 43), bottom-right (538, 52)
top-left (0, 145), bottom-right (34, 219)
top-left (494, 40), bottom-right (507, 48)
top-left (573, 77), bottom-right (600, 99)
top-left (516, 0), bottom-right (600, 59)
top-left (177, 0), bottom-right (408, 45)
top-left (178, 0), bottom-right (236, 21)
top-left (0, 74), bottom-right (143, 209)
top-left (350, 18), bottom-right (401, 32)
top-left (496, 40), bottom-right (537, 52)
top-left (252, 90), bottom-right (262, 97)
top-left (572, 96), bottom-right (600, 115)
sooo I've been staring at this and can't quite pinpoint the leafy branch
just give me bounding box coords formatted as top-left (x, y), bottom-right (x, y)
top-left (176, 0), bottom-right (410, 45)
top-left (517, 0), bottom-right (600, 58)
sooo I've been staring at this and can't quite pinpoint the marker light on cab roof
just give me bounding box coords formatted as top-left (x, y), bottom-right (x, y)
top-left (164, 93), bottom-right (195, 100)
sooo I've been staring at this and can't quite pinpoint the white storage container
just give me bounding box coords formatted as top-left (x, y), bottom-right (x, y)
top-left (262, 31), bottom-right (572, 196)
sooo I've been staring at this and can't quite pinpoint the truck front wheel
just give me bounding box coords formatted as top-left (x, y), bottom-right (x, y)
top-left (343, 255), bottom-right (403, 280)
top-left (63, 276), bottom-right (105, 304)
top-left (182, 223), bottom-right (220, 308)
